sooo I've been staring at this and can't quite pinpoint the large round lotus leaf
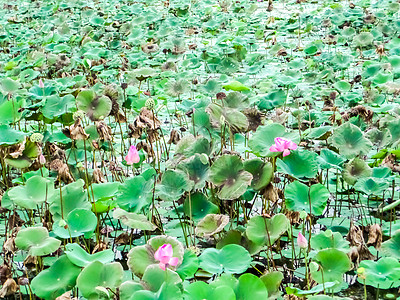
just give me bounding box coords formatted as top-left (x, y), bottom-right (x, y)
top-left (91, 182), bottom-right (120, 202)
top-left (223, 80), bottom-right (250, 92)
top-left (129, 282), bottom-right (182, 300)
top-left (176, 249), bottom-right (199, 280)
top-left (119, 281), bottom-right (144, 300)
top-left (366, 127), bottom-right (392, 147)
top-left (65, 243), bottom-right (114, 267)
top-left (209, 155), bottom-right (253, 200)
top-left (175, 135), bottom-right (211, 157)
top-left (117, 175), bottom-right (154, 212)
top-left (236, 273), bottom-right (268, 300)
top-left (156, 169), bottom-right (191, 201)
top-left (258, 89), bottom-right (286, 111)
top-left (249, 123), bottom-right (299, 157)
top-left (276, 150), bottom-right (319, 179)
top-left (354, 177), bottom-right (389, 195)
top-left (53, 208), bottom-right (97, 238)
top-left (177, 154), bottom-right (209, 190)
top-left (206, 103), bottom-right (249, 133)
top-left (342, 158), bottom-right (372, 185)
top-left (306, 126), bottom-right (333, 140)
top-left (1, 78), bottom-right (20, 93)
top-left (328, 123), bottom-right (372, 159)
top-left (185, 281), bottom-right (236, 300)
top-left (353, 32), bottom-right (374, 47)
top-left (8, 175), bottom-right (55, 210)
top-left (113, 207), bottom-right (156, 231)
top-left (334, 80), bottom-right (351, 93)
top-left (199, 244), bottom-right (251, 274)
top-left (246, 214), bottom-right (289, 247)
top-left (195, 214), bottom-right (229, 238)
top-left (42, 94), bottom-right (75, 119)
top-left (31, 255), bottom-right (81, 300)
top-left (15, 226), bottom-right (61, 256)
top-left (317, 149), bottom-right (345, 170)
top-left (284, 181), bottom-right (329, 216)
top-left (0, 98), bottom-right (23, 124)
top-left (0, 125), bottom-right (26, 145)
top-left (76, 89), bottom-right (112, 121)
top-left (310, 230), bottom-right (350, 252)
top-left (358, 257), bottom-right (400, 289)
top-left (183, 192), bottom-right (219, 221)
top-left (381, 230), bottom-right (400, 260)
top-left (311, 249), bottom-right (351, 284)
top-left (142, 264), bottom-right (182, 292)
top-left (128, 235), bottom-right (184, 278)
top-left (260, 271), bottom-right (284, 298)
top-left (243, 159), bottom-right (273, 190)
top-left (49, 179), bottom-right (91, 222)
top-left (77, 261), bottom-right (124, 299)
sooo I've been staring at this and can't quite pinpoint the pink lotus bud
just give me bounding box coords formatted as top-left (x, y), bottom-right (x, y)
top-left (39, 79), bottom-right (44, 89)
top-left (124, 145), bottom-right (140, 165)
top-left (269, 137), bottom-right (297, 157)
top-left (297, 232), bottom-right (308, 249)
top-left (154, 244), bottom-right (179, 271)
top-left (39, 154), bottom-right (46, 165)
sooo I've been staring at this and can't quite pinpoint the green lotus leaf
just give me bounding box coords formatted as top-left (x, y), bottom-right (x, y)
top-left (49, 179), bottom-right (91, 222)
top-left (42, 95), bottom-right (76, 120)
top-left (128, 235), bottom-right (184, 278)
top-left (199, 244), bottom-right (251, 275)
top-left (183, 192), bottom-right (219, 221)
top-left (15, 226), bottom-right (61, 256)
top-left (209, 155), bottom-right (253, 200)
top-left (5, 139), bottom-right (40, 169)
top-left (53, 208), bottom-right (97, 238)
top-left (310, 230), bottom-right (350, 252)
top-left (8, 175), bottom-right (55, 210)
top-left (246, 214), bottom-right (289, 247)
top-left (91, 182), bottom-right (120, 202)
top-left (276, 150), bottom-right (319, 179)
top-left (354, 177), bottom-right (389, 195)
top-left (1, 78), bottom-right (20, 93)
top-left (358, 257), bottom-right (400, 289)
top-left (117, 175), bottom-right (154, 212)
top-left (343, 158), bottom-right (372, 185)
top-left (223, 80), bottom-right (250, 92)
top-left (77, 261), bottom-right (124, 299)
top-left (156, 169), bottom-right (191, 201)
top-left (381, 230), bottom-right (400, 260)
top-left (353, 32), bottom-right (374, 47)
top-left (249, 123), bottom-right (299, 157)
top-left (235, 273), bottom-right (269, 300)
top-left (142, 264), bottom-right (182, 292)
top-left (185, 281), bottom-right (236, 300)
top-left (260, 271), bottom-right (284, 298)
top-left (65, 243), bottom-right (114, 267)
top-left (195, 214), bottom-right (229, 238)
top-left (0, 98), bottom-right (24, 124)
top-left (206, 103), bottom-right (249, 133)
top-left (334, 80), bottom-right (351, 93)
top-left (119, 281), bottom-right (144, 300)
top-left (311, 249), bottom-right (351, 284)
top-left (113, 207), bottom-right (156, 231)
top-left (258, 89), bottom-right (286, 111)
top-left (176, 249), bottom-right (199, 280)
top-left (306, 126), bottom-right (333, 140)
top-left (177, 154), bottom-right (209, 190)
top-left (175, 135), bottom-right (211, 158)
top-left (76, 89), bottom-right (112, 121)
top-left (31, 255), bottom-right (81, 300)
top-left (328, 123), bottom-right (372, 159)
top-left (317, 149), bottom-right (346, 170)
top-left (243, 159), bottom-right (273, 190)
top-left (0, 125), bottom-right (26, 145)
top-left (366, 128), bottom-right (392, 148)
top-left (284, 181), bottom-right (329, 216)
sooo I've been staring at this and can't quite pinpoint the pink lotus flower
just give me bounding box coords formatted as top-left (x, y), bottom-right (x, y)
top-left (39, 79), bottom-right (44, 89)
top-left (269, 137), bottom-right (297, 157)
top-left (297, 232), bottom-right (308, 249)
top-left (38, 154), bottom-right (46, 165)
top-left (125, 145), bottom-right (140, 165)
top-left (154, 244), bottom-right (179, 271)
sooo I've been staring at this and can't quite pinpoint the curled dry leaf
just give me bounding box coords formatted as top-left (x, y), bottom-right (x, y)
top-left (92, 168), bottom-right (107, 184)
top-left (69, 118), bottom-right (89, 140)
top-left (0, 278), bottom-right (18, 297)
top-left (96, 121), bottom-right (112, 141)
top-left (366, 224), bottom-right (382, 249)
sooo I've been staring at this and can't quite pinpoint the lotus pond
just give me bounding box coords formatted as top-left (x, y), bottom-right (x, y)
top-left (1, 0), bottom-right (400, 299)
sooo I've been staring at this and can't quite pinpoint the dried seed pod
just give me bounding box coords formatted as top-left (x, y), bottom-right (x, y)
top-left (168, 129), bottom-right (181, 145)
